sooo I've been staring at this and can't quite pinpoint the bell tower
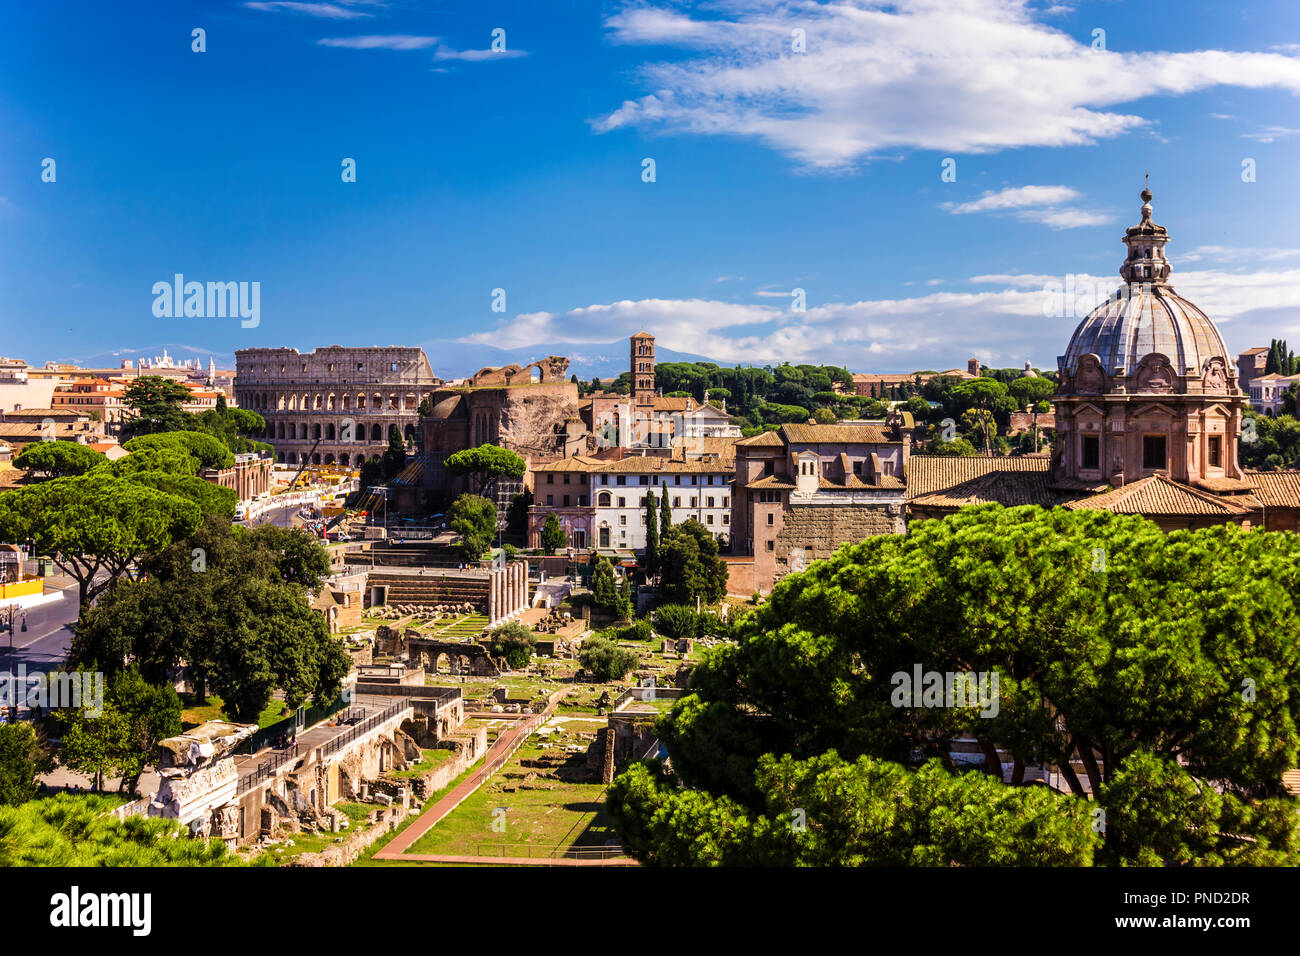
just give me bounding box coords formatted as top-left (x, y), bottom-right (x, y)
top-left (630, 331), bottom-right (655, 411)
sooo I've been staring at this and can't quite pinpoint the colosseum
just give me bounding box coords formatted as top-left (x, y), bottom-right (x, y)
top-left (234, 346), bottom-right (440, 466)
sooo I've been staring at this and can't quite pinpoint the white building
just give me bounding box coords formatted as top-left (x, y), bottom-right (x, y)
top-left (530, 453), bottom-right (734, 553)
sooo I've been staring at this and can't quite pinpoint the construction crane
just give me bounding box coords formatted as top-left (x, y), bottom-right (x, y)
top-left (286, 439), bottom-right (322, 492)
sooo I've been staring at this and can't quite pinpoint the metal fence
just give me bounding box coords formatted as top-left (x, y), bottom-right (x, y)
top-left (320, 699), bottom-right (412, 759)
top-left (236, 749), bottom-right (293, 796)
top-left (237, 691), bottom-right (350, 756)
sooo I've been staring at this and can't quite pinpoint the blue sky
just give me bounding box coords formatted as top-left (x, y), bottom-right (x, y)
top-left (3, 0), bottom-right (1300, 377)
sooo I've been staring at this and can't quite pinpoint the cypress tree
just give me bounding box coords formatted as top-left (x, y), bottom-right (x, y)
top-left (660, 484), bottom-right (672, 537)
top-left (644, 488), bottom-right (659, 577)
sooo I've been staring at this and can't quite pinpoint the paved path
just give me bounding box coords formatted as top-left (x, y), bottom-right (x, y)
top-left (375, 699), bottom-right (559, 859)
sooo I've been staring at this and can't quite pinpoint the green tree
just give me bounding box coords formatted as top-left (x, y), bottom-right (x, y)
top-left (0, 794), bottom-right (257, 866)
top-left (0, 474), bottom-right (201, 606)
top-left (591, 555), bottom-right (619, 610)
top-left (71, 516), bottom-right (350, 720)
top-left (485, 621), bottom-right (536, 669)
top-left (58, 699), bottom-right (134, 792)
top-left (124, 431), bottom-right (234, 470)
top-left (13, 441), bottom-right (105, 480)
top-left (812, 406), bottom-right (837, 425)
top-left (120, 376), bottom-right (194, 438)
top-left (507, 490), bottom-right (533, 536)
top-left (107, 667), bottom-right (182, 794)
top-left (449, 493), bottom-right (497, 563)
top-left (608, 754), bottom-right (1096, 866)
top-left (659, 519), bottom-right (728, 606)
top-left (578, 633), bottom-right (639, 682)
top-left (382, 424), bottom-right (407, 482)
top-left (616, 505), bottom-right (1300, 866)
top-left (655, 604), bottom-right (699, 640)
top-left (540, 512), bottom-right (566, 555)
top-left (950, 378), bottom-right (1008, 453)
top-left (644, 489), bottom-right (660, 577)
top-left (0, 724), bottom-right (53, 806)
top-left (659, 486), bottom-right (672, 538)
top-left (444, 444), bottom-right (527, 498)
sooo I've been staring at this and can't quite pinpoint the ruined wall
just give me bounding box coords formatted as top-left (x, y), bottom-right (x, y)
top-left (772, 502), bottom-right (904, 583)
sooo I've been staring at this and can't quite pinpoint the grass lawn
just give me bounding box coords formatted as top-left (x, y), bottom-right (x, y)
top-left (180, 694), bottom-right (293, 731)
top-left (352, 757), bottom-right (490, 867)
top-left (404, 737), bottom-right (616, 859)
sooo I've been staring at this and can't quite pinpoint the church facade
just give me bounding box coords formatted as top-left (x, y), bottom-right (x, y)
top-left (908, 186), bottom-right (1300, 532)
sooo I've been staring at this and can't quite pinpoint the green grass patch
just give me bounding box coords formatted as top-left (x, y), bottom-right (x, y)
top-left (404, 738), bottom-right (616, 859)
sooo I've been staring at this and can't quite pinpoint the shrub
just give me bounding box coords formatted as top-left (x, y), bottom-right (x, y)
top-left (484, 621), bottom-right (535, 670)
top-left (578, 634), bottom-right (639, 682)
top-left (655, 604), bottom-right (699, 640)
top-left (618, 620), bottom-right (655, 642)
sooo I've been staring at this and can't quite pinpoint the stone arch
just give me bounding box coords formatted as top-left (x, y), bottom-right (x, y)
top-left (326, 423), bottom-right (336, 440)
top-left (370, 423), bottom-right (382, 441)
top-left (324, 454), bottom-right (335, 465)
top-left (339, 453), bottom-right (350, 467)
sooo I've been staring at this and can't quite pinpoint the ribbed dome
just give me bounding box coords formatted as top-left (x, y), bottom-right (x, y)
top-left (1061, 186), bottom-right (1229, 384)
top-left (1063, 285), bottom-right (1228, 377)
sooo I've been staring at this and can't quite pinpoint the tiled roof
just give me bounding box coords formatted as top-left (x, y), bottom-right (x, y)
top-left (780, 423), bottom-right (898, 444)
top-left (820, 474), bottom-right (905, 490)
top-left (744, 475), bottom-right (797, 490)
top-left (906, 455), bottom-right (1053, 500)
top-left (535, 454), bottom-right (732, 475)
top-left (1060, 474), bottom-right (1250, 516)
top-left (735, 430), bottom-right (784, 447)
top-left (1245, 469), bottom-right (1300, 508)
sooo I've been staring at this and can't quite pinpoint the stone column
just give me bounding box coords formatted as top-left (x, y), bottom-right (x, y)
top-left (513, 563), bottom-right (523, 615)
top-left (488, 569), bottom-right (499, 624)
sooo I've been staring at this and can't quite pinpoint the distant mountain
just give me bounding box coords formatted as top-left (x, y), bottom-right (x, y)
top-left (55, 339), bottom-right (737, 382)
top-left (415, 338), bottom-right (734, 382)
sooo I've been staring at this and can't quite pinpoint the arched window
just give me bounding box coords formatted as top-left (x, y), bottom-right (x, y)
top-left (597, 491), bottom-right (611, 507)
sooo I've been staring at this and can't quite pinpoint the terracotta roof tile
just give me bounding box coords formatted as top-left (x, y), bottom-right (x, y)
top-left (781, 423), bottom-right (897, 444)
top-left (1060, 475), bottom-right (1249, 516)
top-left (906, 455), bottom-right (1053, 500)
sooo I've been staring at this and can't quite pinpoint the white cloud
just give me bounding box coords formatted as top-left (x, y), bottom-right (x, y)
top-left (434, 46), bottom-right (527, 61)
top-left (318, 35), bottom-right (439, 50)
top-left (944, 185), bottom-right (1081, 213)
top-left (458, 262), bottom-right (1300, 372)
top-left (942, 184), bottom-right (1110, 229)
top-left (593, 0), bottom-right (1300, 171)
top-left (1241, 126), bottom-right (1300, 142)
top-left (244, 1), bottom-right (376, 18)
top-left (1180, 245), bottom-right (1300, 264)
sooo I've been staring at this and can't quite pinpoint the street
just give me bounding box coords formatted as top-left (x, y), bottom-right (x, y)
top-left (3, 577), bottom-right (78, 678)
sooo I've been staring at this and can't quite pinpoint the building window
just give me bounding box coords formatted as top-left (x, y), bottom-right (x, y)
top-left (1081, 434), bottom-right (1100, 470)
top-left (619, 515), bottom-right (627, 525)
top-left (1142, 435), bottom-right (1167, 470)
top-left (766, 540), bottom-right (775, 551)
top-left (546, 495), bottom-right (553, 505)
top-left (617, 497), bottom-right (626, 508)
top-left (722, 497), bottom-right (729, 508)
top-left (563, 495), bottom-right (571, 507)
top-left (707, 496), bottom-right (715, 508)
top-left (673, 496), bottom-right (681, 508)
top-left (640, 476), bottom-right (649, 485)
top-left (617, 476), bottom-right (626, 485)
top-left (675, 476), bottom-right (682, 485)
top-left (563, 474), bottom-right (570, 484)
top-left (598, 491), bottom-right (611, 507)
top-left (601, 475), bottom-right (608, 485)
top-left (580, 496), bottom-right (588, 506)
top-left (723, 514), bottom-right (730, 525)
top-left (691, 497), bottom-right (697, 507)
top-left (767, 513), bottom-right (774, 526)
top-left (546, 474), bottom-right (554, 484)
top-left (706, 514), bottom-right (714, 525)
top-left (1208, 435), bottom-right (1222, 468)
top-left (763, 461), bottom-right (775, 476)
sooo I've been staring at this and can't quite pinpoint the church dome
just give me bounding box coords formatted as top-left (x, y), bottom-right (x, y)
top-left (1060, 187), bottom-right (1232, 389)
